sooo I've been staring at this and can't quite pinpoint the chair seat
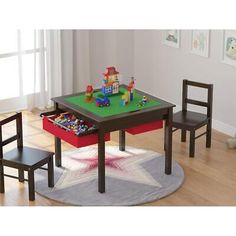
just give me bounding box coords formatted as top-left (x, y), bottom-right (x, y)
top-left (3, 146), bottom-right (54, 170)
top-left (173, 110), bottom-right (208, 129)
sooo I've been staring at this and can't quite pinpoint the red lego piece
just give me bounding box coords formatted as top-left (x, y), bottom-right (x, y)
top-left (103, 67), bottom-right (119, 77)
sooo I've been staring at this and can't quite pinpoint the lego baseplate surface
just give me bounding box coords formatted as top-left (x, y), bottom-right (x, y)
top-left (64, 87), bottom-right (161, 118)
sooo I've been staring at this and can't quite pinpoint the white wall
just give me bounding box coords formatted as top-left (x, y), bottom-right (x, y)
top-left (134, 30), bottom-right (236, 136)
top-left (89, 30), bottom-right (134, 87)
top-left (73, 30), bottom-right (91, 91)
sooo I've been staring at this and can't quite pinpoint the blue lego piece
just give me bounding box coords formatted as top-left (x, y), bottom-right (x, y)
top-left (95, 97), bottom-right (110, 107)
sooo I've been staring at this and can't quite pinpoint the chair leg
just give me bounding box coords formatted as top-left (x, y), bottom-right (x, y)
top-left (18, 169), bottom-right (24, 182)
top-left (0, 163), bottom-right (4, 193)
top-left (181, 129), bottom-right (187, 142)
top-left (206, 122), bottom-right (212, 148)
top-left (189, 130), bottom-right (195, 158)
top-left (28, 170), bottom-right (35, 201)
top-left (48, 156), bottom-right (54, 188)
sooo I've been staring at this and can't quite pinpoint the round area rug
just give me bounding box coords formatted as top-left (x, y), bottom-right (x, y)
top-left (35, 145), bottom-right (184, 206)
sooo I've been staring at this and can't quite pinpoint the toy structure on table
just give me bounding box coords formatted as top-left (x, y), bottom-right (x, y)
top-left (137, 95), bottom-right (148, 107)
top-left (120, 77), bottom-right (135, 106)
top-left (66, 86), bottom-right (160, 118)
top-left (127, 77), bottom-right (135, 101)
top-left (74, 66), bottom-right (159, 117)
top-left (102, 67), bottom-right (120, 96)
top-left (85, 85), bottom-right (94, 102)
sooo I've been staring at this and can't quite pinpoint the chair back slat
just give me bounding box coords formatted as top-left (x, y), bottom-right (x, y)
top-left (182, 79), bottom-right (213, 119)
top-left (185, 98), bottom-right (209, 107)
top-left (185, 80), bottom-right (212, 89)
top-left (0, 113), bottom-right (20, 126)
top-left (0, 112), bottom-right (23, 153)
top-left (1, 135), bottom-right (19, 147)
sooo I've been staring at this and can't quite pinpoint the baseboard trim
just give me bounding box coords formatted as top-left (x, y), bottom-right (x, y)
top-left (212, 119), bottom-right (236, 137)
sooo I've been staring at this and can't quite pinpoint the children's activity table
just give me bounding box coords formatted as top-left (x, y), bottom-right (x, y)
top-left (48, 85), bottom-right (175, 193)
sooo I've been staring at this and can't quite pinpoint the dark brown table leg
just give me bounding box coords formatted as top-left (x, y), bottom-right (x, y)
top-left (48, 156), bottom-right (54, 187)
top-left (54, 102), bottom-right (62, 167)
top-left (98, 127), bottom-right (105, 193)
top-left (119, 130), bottom-right (126, 151)
top-left (55, 137), bottom-right (61, 167)
top-left (164, 108), bottom-right (173, 175)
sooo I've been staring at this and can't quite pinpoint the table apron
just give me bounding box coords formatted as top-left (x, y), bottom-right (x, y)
top-left (54, 102), bottom-right (170, 133)
top-left (100, 109), bottom-right (169, 132)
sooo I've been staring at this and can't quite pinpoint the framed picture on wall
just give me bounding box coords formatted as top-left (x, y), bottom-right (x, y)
top-left (162, 30), bottom-right (180, 48)
top-left (191, 30), bottom-right (210, 57)
top-left (222, 30), bottom-right (236, 67)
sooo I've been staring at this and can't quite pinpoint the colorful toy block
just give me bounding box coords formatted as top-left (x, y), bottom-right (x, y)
top-left (102, 67), bottom-right (120, 96)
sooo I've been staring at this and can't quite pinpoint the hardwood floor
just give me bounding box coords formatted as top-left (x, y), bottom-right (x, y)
top-left (0, 110), bottom-right (236, 206)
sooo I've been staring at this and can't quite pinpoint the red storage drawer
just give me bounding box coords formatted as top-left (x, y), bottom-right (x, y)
top-left (125, 120), bottom-right (163, 135)
top-left (42, 114), bottom-right (110, 148)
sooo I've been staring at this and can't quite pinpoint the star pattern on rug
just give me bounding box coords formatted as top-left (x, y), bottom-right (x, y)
top-left (75, 155), bottom-right (124, 173)
top-left (54, 147), bottom-right (162, 190)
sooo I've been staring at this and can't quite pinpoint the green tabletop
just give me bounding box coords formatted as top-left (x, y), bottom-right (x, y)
top-left (64, 87), bottom-right (160, 118)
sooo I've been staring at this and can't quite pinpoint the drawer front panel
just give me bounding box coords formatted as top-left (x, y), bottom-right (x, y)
top-left (42, 114), bottom-right (110, 148)
top-left (125, 120), bottom-right (163, 135)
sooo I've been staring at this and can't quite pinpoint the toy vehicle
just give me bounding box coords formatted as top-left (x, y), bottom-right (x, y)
top-left (95, 97), bottom-right (110, 107)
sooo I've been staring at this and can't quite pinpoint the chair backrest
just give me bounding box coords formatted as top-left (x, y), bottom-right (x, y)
top-left (182, 79), bottom-right (213, 119)
top-left (0, 112), bottom-right (23, 159)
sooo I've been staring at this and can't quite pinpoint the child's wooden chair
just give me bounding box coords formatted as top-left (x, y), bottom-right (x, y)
top-left (0, 112), bottom-right (54, 201)
top-left (172, 80), bottom-right (213, 157)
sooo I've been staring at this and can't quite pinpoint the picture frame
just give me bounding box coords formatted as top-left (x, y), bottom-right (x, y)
top-left (222, 30), bottom-right (236, 67)
top-left (190, 30), bottom-right (210, 58)
top-left (162, 30), bottom-right (180, 48)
